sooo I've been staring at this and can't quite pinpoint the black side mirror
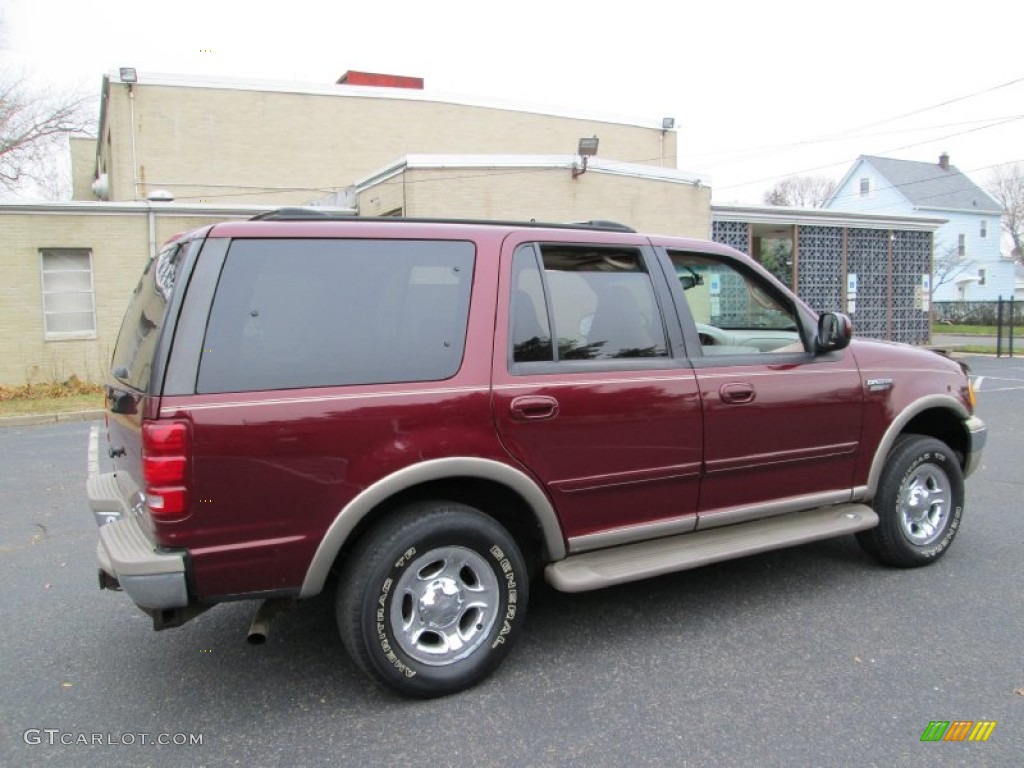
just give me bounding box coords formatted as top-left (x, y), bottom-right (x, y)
top-left (816, 312), bottom-right (852, 353)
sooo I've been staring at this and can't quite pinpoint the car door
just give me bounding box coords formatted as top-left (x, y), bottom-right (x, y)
top-left (491, 232), bottom-right (703, 553)
top-left (659, 246), bottom-right (864, 529)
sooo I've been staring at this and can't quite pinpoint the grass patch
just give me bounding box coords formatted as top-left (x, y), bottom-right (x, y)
top-left (0, 377), bottom-right (105, 417)
top-left (932, 324), bottom-right (1000, 335)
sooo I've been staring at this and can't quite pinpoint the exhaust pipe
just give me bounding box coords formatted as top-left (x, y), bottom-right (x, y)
top-left (246, 598), bottom-right (294, 645)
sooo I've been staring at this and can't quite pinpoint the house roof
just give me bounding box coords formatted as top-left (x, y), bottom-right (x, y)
top-left (856, 155), bottom-right (1002, 213)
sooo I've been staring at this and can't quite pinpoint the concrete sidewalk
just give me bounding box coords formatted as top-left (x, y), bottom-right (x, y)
top-left (0, 409), bottom-right (104, 428)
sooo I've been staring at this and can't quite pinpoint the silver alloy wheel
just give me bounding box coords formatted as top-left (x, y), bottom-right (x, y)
top-left (390, 546), bottom-right (500, 667)
top-left (898, 463), bottom-right (951, 545)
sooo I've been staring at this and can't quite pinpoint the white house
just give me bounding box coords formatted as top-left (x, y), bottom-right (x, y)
top-left (825, 154), bottom-right (1009, 301)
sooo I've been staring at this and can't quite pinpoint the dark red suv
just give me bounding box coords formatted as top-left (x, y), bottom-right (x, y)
top-left (88, 212), bottom-right (985, 697)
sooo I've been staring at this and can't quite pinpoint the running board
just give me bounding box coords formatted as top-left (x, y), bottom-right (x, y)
top-left (545, 504), bottom-right (878, 593)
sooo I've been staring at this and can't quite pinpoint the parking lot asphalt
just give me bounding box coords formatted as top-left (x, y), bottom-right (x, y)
top-left (0, 354), bottom-right (1021, 767)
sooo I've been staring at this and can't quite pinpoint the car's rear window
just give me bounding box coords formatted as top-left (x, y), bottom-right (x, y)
top-left (110, 242), bottom-right (187, 392)
top-left (196, 238), bottom-right (475, 393)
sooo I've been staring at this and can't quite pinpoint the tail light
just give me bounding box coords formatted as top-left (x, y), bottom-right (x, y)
top-left (142, 420), bottom-right (190, 521)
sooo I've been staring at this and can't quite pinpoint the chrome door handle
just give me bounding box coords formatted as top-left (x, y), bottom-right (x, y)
top-left (510, 396), bottom-right (559, 421)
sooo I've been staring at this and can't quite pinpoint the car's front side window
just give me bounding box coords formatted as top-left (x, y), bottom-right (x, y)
top-left (669, 250), bottom-right (804, 356)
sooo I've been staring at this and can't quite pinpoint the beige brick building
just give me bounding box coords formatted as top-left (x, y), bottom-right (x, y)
top-left (2, 70), bottom-right (711, 386)
top-left (89, 71), bottom-right (686, 207)
top-left (333, 154), bottom-right (710, 235)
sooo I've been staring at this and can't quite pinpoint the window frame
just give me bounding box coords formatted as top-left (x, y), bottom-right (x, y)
top-left (39, 248), bottom-right (97, 341)
top-left (859, 177), bottom-right (870, 198)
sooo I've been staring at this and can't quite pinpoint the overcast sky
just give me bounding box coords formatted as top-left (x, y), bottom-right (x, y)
top-left (3, 0), bottom-right (1022, 204)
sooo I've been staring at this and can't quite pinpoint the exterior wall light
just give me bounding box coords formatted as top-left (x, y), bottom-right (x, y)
top-left (573, 136), bottom-right (600, 179)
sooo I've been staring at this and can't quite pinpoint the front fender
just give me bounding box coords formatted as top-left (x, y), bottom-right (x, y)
top-left (860, 395), bottom-right (979, 499)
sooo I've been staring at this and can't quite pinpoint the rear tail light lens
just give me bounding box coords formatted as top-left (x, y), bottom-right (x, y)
top-left (142, 420), bottom-right (190, 521)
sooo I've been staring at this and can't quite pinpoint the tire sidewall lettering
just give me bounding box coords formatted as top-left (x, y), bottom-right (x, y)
top-left (489, 544), bottom-right (519, 649)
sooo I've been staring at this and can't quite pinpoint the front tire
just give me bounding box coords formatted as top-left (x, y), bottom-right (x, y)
top-left (337, 501), bottom-right (528, 698)
top-left (857, 435), bottom-right (965, 567)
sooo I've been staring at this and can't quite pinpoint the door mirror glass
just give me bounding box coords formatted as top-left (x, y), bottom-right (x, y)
top-left (816, 312), bottom-right (852, 353)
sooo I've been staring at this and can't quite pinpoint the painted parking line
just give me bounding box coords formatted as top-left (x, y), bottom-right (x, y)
top-left (973, 375), bottom-right (1024, 393)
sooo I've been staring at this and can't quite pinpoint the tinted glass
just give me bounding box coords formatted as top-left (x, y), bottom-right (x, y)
top-left (110, 243), bottom-right (186, 391)
top-left (511, 247), bottom-right (553, 362)
top-left (533, 245), bottom-right (667, 361)
top-left (197, 239), bottom-right (475, 393)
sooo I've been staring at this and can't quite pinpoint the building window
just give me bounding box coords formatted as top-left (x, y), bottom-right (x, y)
top-left (980, 220), bottom-right (987, 237)
top-left (859, 178), bottom-right (870, 197)
top-left (39, 249), bottom-right (96, 340)
top-left (957, 234), bottom-right (966, 258)
top-left (978, 268), bottom-right (986, 286)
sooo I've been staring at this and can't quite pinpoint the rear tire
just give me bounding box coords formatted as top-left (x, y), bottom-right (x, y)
top-left (336, 501), bottom-right (528, 698)
top-left (857, 435), bottom-right (964, 567)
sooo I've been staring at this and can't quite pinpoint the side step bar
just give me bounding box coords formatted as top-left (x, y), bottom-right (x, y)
top-left (545, 504), bottom-right (878, 593)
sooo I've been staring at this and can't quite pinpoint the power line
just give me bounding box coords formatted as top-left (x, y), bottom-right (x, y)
top-left (716, 114), bottom-right (1024, 192)
top-left (689, 76), bottom-right (1024, 171)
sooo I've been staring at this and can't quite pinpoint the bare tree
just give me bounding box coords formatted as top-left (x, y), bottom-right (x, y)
top-left (930, 245), bottom-right (974, 301)
top-left (987, 163), bottom-right (1024, 263)
top-left (763, 175), bottom-right (837, 208)
top-left (0, 74), bottom-right (92, 197)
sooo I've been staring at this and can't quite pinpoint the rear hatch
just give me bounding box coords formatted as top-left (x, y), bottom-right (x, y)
top-left (105, 238), bottom-right (194, 511)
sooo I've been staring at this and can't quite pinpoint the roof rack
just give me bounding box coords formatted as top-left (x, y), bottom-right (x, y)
top-left (568, 220), bottom-right (636, 233)
top-left (248, 209), bottom-right (636, 232)
top-left (249, 207), bottom-right (355, 221)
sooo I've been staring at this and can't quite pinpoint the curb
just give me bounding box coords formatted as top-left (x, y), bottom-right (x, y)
top-left (0, 409), bottom-right (105, 428)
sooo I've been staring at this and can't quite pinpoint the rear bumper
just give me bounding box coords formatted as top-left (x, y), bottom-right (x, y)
top-left (963, 415), bottom-right (986, 479)
top-left (94, 509), bottom-right (189, 610)
top-left (87, 430), bottom-right (188, 611)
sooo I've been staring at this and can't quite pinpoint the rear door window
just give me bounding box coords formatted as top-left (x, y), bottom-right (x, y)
top-left (197, 239), bottom-right (475, 393)
top-left (511, 243), bottom-right (669, 363)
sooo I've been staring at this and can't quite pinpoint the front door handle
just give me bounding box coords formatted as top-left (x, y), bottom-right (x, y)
top-left (510, 395), bottom-right (560, 421)
top-left (720, 383), bottom-right (755, 404)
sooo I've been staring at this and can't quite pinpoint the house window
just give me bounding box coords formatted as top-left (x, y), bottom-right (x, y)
top-left (39, 249), bottom-right (96, 340)
top-left (980, 220), bottom-right (987, 237)
top-left (957, 234), bottom-right (966, 258)
top-left (978, 268), bottom-right (986, 286)
top-left (859, 178), bottom-right (870, 197)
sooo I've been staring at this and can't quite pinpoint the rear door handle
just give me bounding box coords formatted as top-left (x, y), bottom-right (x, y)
top-left (720, 383), bottom-right (755, 404)
top-left (510, 395), bottom-right (559, 421)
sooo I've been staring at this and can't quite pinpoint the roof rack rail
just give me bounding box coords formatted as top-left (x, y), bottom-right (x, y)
top-left (568, 220), bottom-right (636, 233)
top-left (249, 207), bottom-right (349, 221)
top-left (246, 211), bottom-right (636, 232)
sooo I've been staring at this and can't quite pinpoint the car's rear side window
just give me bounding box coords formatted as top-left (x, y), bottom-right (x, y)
top-left (110, 241), bottom-right (188, 392)
top-left (196, 239), bottom-right (475, 393)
